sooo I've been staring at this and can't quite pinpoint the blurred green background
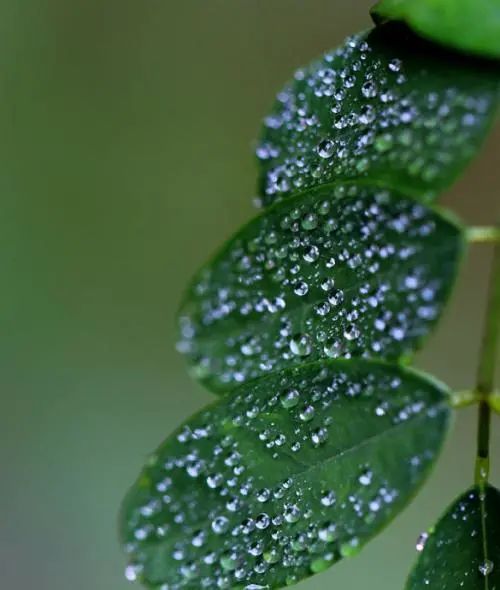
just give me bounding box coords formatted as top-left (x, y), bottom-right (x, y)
top-left (1, 1), bottom-right (499, 589)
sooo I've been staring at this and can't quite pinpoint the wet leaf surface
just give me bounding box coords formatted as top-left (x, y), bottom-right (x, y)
top-left (121, 359), bottom-right (451, 589)
top-left (256, 24), bottom-right (499, 207)
top-left (406, 485), bottom-right (500, 589)
top-left (177, 184), bottom-right (464, 393)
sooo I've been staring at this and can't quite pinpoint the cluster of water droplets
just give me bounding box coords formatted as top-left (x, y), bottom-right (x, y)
top-left (177, 186), bottom-right (459, 391)
top-left (256, 29), bottom-right (496, 206)
top-left (122, 362), bottom-right (448, 588)
top-left (120, 17), bottom-right (500, 590)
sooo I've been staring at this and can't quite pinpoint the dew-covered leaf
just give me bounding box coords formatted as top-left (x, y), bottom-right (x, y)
top-left (372, 0), bottom-right (500, 60)
top-left (177, 184), bottom-right (464, 393)
top-left (120, 359), bottom-right (451, 589)
top-left (406, 485), bottom-right (500, 589)
top-left (256, 24), bottom-right (499, 208)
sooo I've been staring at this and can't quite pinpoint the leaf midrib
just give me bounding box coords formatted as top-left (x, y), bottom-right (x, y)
top-left (188, 237), bottom-right (458, 343)
top-left (249, 397), bottom-right (450, 484)
top-left (138, 396), bottom-right (450, 567)
top-left (480, 490), bottom-right (490, 590)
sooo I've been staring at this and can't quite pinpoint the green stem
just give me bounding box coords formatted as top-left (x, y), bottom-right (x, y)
top-left (489, 391), bottom-right (500, 414)
top-left (450, 389), bottom-right (479, 409)
top-left (468, 226), bottom-right (500, 244)
top-left (475, 404), bottom-right (491, 487)
top-left (474, 227), bottom-right (500, 487)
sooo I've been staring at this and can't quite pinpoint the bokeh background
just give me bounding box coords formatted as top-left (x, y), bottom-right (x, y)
top-left (1, 1), bottom-right (499, 589)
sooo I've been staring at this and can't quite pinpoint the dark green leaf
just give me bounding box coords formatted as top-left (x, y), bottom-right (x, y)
top-left (120, 359), bottom-right (451, 589)
top-left (256, 24), bottom-right (499, 208)
top-left (177, 184), bottom-right (464, 393)
top-left (372, 0), bottom-right (500, 60)
top-left (406, 485), bottom-right (500, 589)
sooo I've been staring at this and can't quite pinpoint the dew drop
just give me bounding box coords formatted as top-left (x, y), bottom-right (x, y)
top-left (344, 324), bottom-right (360, 341)
top-left (280, 388), bottom-right (300, 409)
top-left (294, 281), bottom-right (309, 297)
top-left (317, 139), bottom-right (335, 159)
top-left (388, 58), bottom-right (402, 72)
top-left (255, 513), bottom-right (271, 530)
top-left (416, 532), bottom-right (429, 552)
top-left (125, 564), bottom-right (141, 582)
top-left (284, 504), bottom-right (301, 523)
top-left (299, 404), bottom-right (315, 422)
top-left (212, 516), bottom-right (230, 535)
top-left (290, 334), bottom-right (312, 357)
top-left (301, 213), bottom-right (319, 230)
top-left (358, 469), bottom-right (373, 486)
top-left (257, 488), bottom-right (271, 503)
top-left (479, 560), bottom-right (494, 576)
top-left (321, 490), bottom-right (336, 507)
top-left (311, 427), bottom-right (329, 447)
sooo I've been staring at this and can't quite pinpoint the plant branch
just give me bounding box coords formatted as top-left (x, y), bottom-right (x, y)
top-left (474, 225), bottom-right (500, 487)
top-left (450, 389), bottom-right (479, 409)
top-left (468, 226), bottom-right (500, 244)
top-left (489, 391), bottom-right (500, 414)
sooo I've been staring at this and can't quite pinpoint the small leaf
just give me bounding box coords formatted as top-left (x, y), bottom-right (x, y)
top-left (372, 0), bottom-right (500, 60)
top-left (120, 359), bottom-right (451, 589)
top-left (489, 392), bottom-right (500, 414)
top-left (177, 184), bottom-right (464, 393)
top-left (406, 485), bottom-right (500, 589)
top-left (256, 24), bottom-right (499, 207)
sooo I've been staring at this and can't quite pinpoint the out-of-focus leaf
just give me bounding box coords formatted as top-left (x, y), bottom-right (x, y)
top-left (372, 0), bottom-right (500, 60)
top-left (120, 359), bottom-right (451, 589)
top-left (489, 392), bottom-right (500, 413)
top-left (177, 184), bottom-right (464, 393)
top-left (256, 24), bottom-right (499, 207)
top-left (406, 485), bottom-right (500, 589)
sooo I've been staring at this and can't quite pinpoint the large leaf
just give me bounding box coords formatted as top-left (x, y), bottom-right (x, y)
top-left (177, 184), bottom-right (464, 393)
top-left (372, 0), bottom-right (500, 60)
top-left (256, 24), bottom-right (499, 207)
top-left (406, 485), bottom-right (500, 589)
top-left (120, 359), bottom-right (451, 589)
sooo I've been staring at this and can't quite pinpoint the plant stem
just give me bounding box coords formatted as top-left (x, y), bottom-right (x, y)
top-left (468, 226), bottom-right (500, 244)
top-left (474, 226), bottom-right (500, 487)
top-left (489, 391), bottom-right (500, 414)
top-left (450, 389), bottom-right (479, 409)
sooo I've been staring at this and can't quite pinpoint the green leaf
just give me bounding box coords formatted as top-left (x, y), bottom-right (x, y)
top-left (256, 24), bottom-right (499, 208)
top-left (177, 184), bottom-right (464, 393)
top-left (489, 392), bottom-right (500, 414)
top-left (406, 485), bottom-right (500, 589)
top-left (371, 0), bottom-right (500, 60)
top-left (120, 359), bottom-right (451, 589)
